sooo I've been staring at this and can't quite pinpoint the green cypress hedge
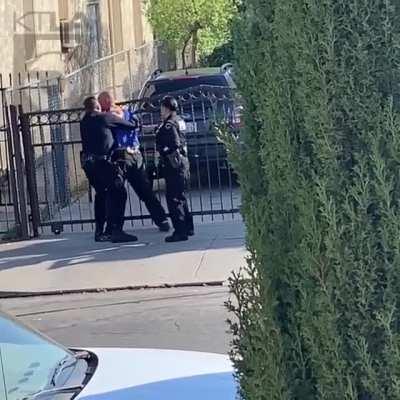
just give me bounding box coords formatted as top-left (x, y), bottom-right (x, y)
top-left (227, 1), bottom-right (400, 399)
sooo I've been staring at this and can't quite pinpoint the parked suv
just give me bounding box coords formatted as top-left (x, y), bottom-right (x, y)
top-left (135, 65), bottom-right (242, 185)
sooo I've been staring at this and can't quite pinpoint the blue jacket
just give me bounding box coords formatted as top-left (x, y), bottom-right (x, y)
top-left (114, 107), bottom-right (141, 149)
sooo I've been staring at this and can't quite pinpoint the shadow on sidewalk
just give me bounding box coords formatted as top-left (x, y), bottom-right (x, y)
top-left (0, 221), bottom-right (245, 272)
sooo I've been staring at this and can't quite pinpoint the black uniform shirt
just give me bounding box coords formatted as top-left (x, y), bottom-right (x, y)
top-left (155, 116), bottom-right (185, 156)
top-left (80, 111), bottom-right (136, 156)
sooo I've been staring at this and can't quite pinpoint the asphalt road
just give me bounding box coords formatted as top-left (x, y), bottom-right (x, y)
top-left (1, 286), bottom-right (232, 355)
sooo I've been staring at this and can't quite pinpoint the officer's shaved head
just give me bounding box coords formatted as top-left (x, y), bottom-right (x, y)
top-left (98, 91), bottom-right (114, 112)
top-left (83, 96), bottom-right (100, 112)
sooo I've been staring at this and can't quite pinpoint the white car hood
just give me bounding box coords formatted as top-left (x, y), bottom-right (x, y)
top-left (76, 348), bottom-right (236, 400)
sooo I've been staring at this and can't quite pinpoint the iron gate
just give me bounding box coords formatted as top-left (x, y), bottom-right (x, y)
top-left (0, 89), bottom-right (15, 235)
top-left (19, 87), bottom-right (242, 235)
top-left (0, 72), bottom-right (66, 239)
top-left (0, 78), bottom-right (24, 238)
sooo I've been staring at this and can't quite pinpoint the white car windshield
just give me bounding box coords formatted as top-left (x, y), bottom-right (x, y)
top-left (0, 312), bottom-right (74, 400)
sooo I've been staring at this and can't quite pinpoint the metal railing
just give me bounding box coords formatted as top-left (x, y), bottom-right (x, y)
top-left (19, 87), bottom-right (242, 235)
top-left (0, 77), bottom-right (16, 235)
top-left (0, 41), bottom-right (164, 238)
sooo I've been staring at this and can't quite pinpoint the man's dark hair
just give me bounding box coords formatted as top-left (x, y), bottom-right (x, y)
top-left (161, 96), bottom-right (178, 112)
top-left (83, 96), bottom-right (98, 111)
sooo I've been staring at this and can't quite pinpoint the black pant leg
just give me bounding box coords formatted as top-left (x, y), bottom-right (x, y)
top-left (126, 154), bottom-right (167, 225)
top-left (83, 161), bottom-right (108, 232)
top-left (84, 160), bottom-right (127, 233)
top-left (165, 171), bottom-right (191, 235)
top-left (165, 176), bottom-right (178, 232)
top-left (185, 201), bottom-right (194, 233)
top-left (106, 178), bottom-right (127, 232)
top-left (94, 191), bottom-right (107, 232)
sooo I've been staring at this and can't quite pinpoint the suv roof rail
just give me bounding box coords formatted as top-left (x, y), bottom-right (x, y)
top-left (221, 63), bottom-right (233, 73)
top-left (151, 69), bottom-right (163, 78)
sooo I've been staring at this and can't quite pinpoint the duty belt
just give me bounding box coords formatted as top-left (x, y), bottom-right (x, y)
top-left (113, 146), bottom-right (140, 153)
top-left (80, 152), bottom-right (110, 165)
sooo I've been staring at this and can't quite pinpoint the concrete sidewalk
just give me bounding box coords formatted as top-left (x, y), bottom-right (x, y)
top-left (0, 220), bottom-right (246, 295)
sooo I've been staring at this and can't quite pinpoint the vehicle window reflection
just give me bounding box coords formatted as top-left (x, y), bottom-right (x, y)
top-left (0, 349), bottom-right (7, 400)
top-left (0, 314), bottom-right (72, 400)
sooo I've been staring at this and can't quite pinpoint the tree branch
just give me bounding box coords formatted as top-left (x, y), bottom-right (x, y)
top-left (182, 21), bottom-right (202, 68)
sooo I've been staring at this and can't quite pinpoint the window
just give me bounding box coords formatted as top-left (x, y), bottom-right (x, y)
top-left (87, 3), bottom-right (101, 61)
top-left (0, 313), bottom-right (73, 400)
top-left (60, 19), bottom-right (72, 53)
top-left (23, 0), bottom-right (36, 60)
top-left (59, 0), bottom-right (82, 53)
top-left (132, 0), bottom-right (144, 47)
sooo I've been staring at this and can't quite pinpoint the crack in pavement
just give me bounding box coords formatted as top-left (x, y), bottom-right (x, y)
top-left (194, 235), bottom-right (218, 277)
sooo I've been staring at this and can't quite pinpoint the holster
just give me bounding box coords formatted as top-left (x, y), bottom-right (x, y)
top-left (164, 149), bottom-right (188, 170)
top-left (166, 150), bottom-right (183, 170)
top-left (80, 152), bottom-right (109, 169)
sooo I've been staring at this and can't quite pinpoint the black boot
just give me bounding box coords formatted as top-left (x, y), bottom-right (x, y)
top-left (165, 232), bottom-right (188, 243)
top-left (111, 230), bottom-right (138, 243)
top-left (95, 233), bottom-right (111, 242)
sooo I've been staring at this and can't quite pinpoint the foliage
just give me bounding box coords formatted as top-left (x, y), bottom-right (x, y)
top-left (200, 39), bottom-right (233, 67)
top-left (146, 0), bottom-right (236, 64)
top-left (227, 0), bottom-right (400, 399)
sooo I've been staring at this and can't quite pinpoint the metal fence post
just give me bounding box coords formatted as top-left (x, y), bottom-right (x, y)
top-left (9, 105), bottom-right (29, 239)
top-left (19, 105), bottom-right (40, 237)
top-left (4, 105), bottom-right (22, 237)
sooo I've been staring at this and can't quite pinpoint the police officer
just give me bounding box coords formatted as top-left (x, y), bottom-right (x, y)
top-left (98, 91), bottom-right (170, 232)
top-left (80, 96), bottom-right (138, 243)
top-left (156, 96), bottom-right (194, 242)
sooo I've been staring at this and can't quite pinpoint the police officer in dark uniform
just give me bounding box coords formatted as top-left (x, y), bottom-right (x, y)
top-left (98, 91), bottom-right (170, 232)
top-left (156, 96), bottom-right (194, 242)
top-left (80, 96), bottom-right (138, 243)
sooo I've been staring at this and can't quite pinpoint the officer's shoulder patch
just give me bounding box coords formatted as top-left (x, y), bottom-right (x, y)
top-left (165, 122), bottom-right (173, 130)
top-left (178, 120), bottom-right (186, 131)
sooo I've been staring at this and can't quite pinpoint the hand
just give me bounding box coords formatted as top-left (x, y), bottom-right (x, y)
top-left (111, 105), bottom-right (124, 118)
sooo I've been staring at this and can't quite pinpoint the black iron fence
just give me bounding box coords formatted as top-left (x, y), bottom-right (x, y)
top-left (0, 75), bottom-right (17, 236)
top-left (9, 86), bottom-right (242, 237)
top-left (0, 109), bottom-right (14, 235)
top-left (0, 71), bottom-right (66, 236)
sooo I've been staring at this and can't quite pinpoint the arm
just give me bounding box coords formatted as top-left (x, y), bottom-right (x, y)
top-left (160, 122), bottom-right (181, 155)
top-left (79, 121), bottom-right (88, 153)
top-left (105, 113), bottom-right (136, 131)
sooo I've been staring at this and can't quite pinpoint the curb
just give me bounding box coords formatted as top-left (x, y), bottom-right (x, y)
top-left (0, 281), bottom-right (227, 299)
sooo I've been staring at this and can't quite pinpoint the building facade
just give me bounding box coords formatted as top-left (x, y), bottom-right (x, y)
top-left (0, 0), bottom-right (159, 107)
top-left (0, 0), bottom-right (169, 235)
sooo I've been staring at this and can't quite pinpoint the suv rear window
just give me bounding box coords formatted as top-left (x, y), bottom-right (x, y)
top-left (143, 75), bottom-right (229, 98)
